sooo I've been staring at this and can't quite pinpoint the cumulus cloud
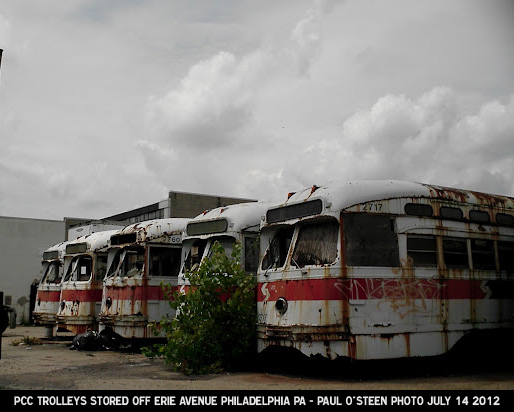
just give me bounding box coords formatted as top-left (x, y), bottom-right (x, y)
top-left (272, 87), bottom-right (514, 197)
top-left (2, 0), bottom-right (514, 220)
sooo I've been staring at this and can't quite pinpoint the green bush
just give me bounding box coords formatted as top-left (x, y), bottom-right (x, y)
top-left (144, 241), bottom-right (256, 375)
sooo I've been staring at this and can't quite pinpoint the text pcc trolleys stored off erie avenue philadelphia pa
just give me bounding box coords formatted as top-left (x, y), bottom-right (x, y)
top-left (32, 240), bottom-right (71, 335)
top-left (98, 218), bottom-right (190, 339)
top-left (256, 180), bottom-right (514, 361)
top-left (55, 230), bottom-right (119, 336)
top-left (179, 201), bottom-right (271, 291)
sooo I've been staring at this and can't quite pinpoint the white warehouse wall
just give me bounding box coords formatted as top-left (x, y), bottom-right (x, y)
top-left (0, 216), bottom-right (65, 324)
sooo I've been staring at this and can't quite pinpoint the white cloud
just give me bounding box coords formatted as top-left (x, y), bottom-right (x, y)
top-left (279, 88), bottom-right (514, 197)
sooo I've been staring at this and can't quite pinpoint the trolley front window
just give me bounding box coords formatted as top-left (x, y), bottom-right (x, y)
top-left (124, 249), bottom-right (145, 277)
top-left (65, 256), bottom-right (92, 282)
top-left (207, 236), bottom-right (236, 259)
top-left (183, 239), bottom-right (208, 272)
top-left (262, 226), bottom-right (295, 270)
top-left (291, 220), bottom-right (339, 267)
top-left (42, 262), bottom-right (62, 284)
top-left (106, 247), bottom-right (145, 278)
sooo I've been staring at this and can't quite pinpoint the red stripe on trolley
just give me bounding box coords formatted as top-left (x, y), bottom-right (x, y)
top-left (257, 278), bottom-right (498, 302)
top-left (105, 285), bottom-right (178, 301)
top-left (60, 289), bottom-right (103, 302)
top-left (36, 291), bottom-right (61, 302)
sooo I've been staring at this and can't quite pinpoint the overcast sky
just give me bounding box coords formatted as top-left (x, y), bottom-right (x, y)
top-left (1, 0), bottom-right (514, 221)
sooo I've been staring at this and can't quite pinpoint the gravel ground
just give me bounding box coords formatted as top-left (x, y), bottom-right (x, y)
top-left (1, 326), bottom-right (514, 391)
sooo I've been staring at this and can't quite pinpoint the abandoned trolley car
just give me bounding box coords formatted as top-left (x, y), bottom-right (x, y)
top-left (55, 230), bottom-right (118, 335)
top-left (257, 180), bottom-right (514, 360)
top-left (98, 218), bottom-right (190, 339)
top-left (32, 240), bottom-right (70, 333)
top-left (179, 202), bottom-right (270, 288)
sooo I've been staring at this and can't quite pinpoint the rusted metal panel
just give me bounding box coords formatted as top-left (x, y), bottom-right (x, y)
top-left (257, 180), bottom-right (514, 361)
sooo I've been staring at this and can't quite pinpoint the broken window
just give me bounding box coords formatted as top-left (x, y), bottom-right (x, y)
top-left (106, 249), bottom-right (123, 278)
top-left (261, 226), bottom-right (295, 270)
top-left (244, 236), bottom-right (260, 274)
top-left (65, 256), bottom-right (92, 282)
top-left (183, 239), bottom-right (208, 272)
top-left (123, 248), bottom-right (145, 277)
top-left (343, 214), bottom-right (399, 267)
top-left (42, 262), bottom-right (62, 284)
top-left (443, 238), bottom-right (468, 269)
top-left (407, 236), bottom-right (437, 267)
top-left (471, 239), bottom-right (496, 270)
top-left (291, 220), bottom-right (339, 267)
top-left (207, 236), bottom-right (236, 259)
top-left (149, 246), bottom-right (182, 278)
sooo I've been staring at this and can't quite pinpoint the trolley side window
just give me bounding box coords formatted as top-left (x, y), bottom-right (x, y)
top-left (407, 236), bottom-right (437, 267)
top-left (149, 246), bottom-right (182, 278)
top-left (471, 239), bottom-right (496, 270)
top-left (244, 236), bottom-right (260, 274)
top-left (261, 226), bottom-right (295, 270)
top-left (496, 213), bottom-right (514, 226)
top-left (442, 238), bottom-right (468, 269)
top-left (498, 241), bottom-right (514, 273)
top-left (343, 214), bottom-right (399, 267)
top-left (440, 206), bottom-right (464, 221)
top-left (469, 210), bottom-right (490, 224)
top-left (291, 220), bottom-right (339, 268)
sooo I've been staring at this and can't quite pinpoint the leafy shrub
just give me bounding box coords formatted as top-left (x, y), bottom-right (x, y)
top-left (144, 241), bottom-right (256, 375)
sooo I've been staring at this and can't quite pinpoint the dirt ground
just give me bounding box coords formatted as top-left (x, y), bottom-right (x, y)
top-left (1, 325), bottom-right (514, 391)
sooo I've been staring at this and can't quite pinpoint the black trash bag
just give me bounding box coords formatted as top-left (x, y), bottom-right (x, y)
top-left (71, 328), bottom-right (127, 351)
top-left (97, 327), bottom-right (126, 350)
top-left (71, 331), bottom-right (100, 351)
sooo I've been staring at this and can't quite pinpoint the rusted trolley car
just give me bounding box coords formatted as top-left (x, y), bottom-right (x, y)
top-left (98, 218), bottom-right (190, 339)
top-left (179, 202), bottom-right (270, 286)
top-left (55, 230), bottom-right (118, 335)
top-left (257, 180), bottom-right (514, 360)
top-left (32, 241), bottom-right (70, 336)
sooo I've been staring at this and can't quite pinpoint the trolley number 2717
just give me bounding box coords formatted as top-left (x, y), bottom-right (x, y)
top-left (456, 396), bottom-right (500, 406)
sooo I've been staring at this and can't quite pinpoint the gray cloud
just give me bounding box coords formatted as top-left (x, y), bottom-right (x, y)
top-left (1, 1), bottom-right (514, 220)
